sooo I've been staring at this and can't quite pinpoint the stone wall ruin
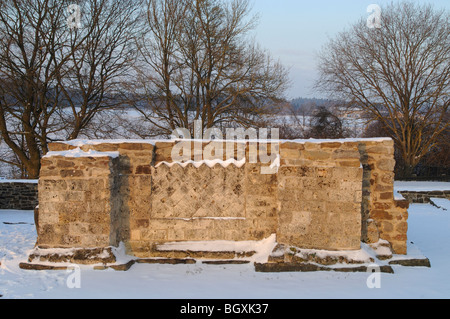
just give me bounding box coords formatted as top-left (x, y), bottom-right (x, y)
top-left (27, 138), bottom-right (411, 270)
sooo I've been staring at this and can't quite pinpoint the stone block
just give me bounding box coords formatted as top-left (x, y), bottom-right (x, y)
top-left (320, 142), bottom-right (343, 149)
top-left (48, 143), bottom-right (77, 152)
top-left (280, 142), bottom-right (304, 150)
top-left (332, 149), bottom-right (361, 159)
top-left (376, 159), bottom-right (396, 172)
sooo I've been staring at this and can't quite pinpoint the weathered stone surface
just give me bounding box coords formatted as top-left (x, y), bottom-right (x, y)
top-left (30, 138), bottom-right (410, 268)
top-left (28, 247), bottom-right (116, 265)
top-left (277, 166), bottom-right (362, 251)
top-left (37, 154), bottom-right (120, 249)
top-left (151, 164), bottom-right (245, 220)
top-left (365, 219), bottom-right (380, 244)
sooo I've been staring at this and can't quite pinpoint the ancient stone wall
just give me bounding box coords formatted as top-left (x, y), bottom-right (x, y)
top-left (358, 140), bottom-right (409, 254)
top-left (37, 151), bottom-right (120, 248)
top-left (36, 138), bottom-right (409, 257)
top-left (0, 181), bottom-right (38, 210)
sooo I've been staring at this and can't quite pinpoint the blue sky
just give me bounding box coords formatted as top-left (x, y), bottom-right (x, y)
top-left (250, 0), bottom-right (450, 99)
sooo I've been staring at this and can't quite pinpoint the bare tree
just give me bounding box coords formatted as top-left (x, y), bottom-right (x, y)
top-left (132, 0), bottom-right (289, 137)
top-left (305, 106), bottom-right (349, 139)
top-left (131, 0), bottom-right (189, 137)
top-left (364, 114), bottom-right (450, 178)
top-left (315, 2), bottom-right (449, 176)
top-left (57, 0), bottom-right (144, 140)
top-left (276, 102), bottom-right (312, 140)
top-left (0, 0), bottom-right (143, 178)
top-left (0, 0), bottom-right (69, 178)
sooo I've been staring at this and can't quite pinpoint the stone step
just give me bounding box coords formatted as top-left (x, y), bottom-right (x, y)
top-left (151, 241), bottom-right (257, 260)
top-left (19, 262), bottom-right (73, 271)
top-left (149, 249), bottom-right (256, 260)
top-left (388, 258), bottom-right (431, 267)
top-left (267, 244), bottom-right (375, 266)
top-left (201, 260), bottom-right (251, 265)
top-left (366, 239), bottom-right (394, 260)
top-left (255, 262), bottom-right (395, 273)
top-left (27, 247), bottom-right (116, 265)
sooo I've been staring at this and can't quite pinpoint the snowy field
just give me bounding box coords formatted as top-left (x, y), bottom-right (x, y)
top-left (0, 182), bottom-right (449, 300)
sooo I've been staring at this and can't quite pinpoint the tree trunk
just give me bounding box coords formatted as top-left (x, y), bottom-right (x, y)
top-left (400, 165), bottom-right (415, 179)
top-left (25, 159), bottom-right (41, 180)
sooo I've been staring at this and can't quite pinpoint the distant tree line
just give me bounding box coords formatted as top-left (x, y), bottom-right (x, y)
top-left (0, 0), bottom-right (289, 178)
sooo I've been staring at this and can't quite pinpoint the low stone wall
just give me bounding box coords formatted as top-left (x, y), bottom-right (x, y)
top-left (34, 138), bottom-right (409, 260)
top-left (0, 181), bottom-right (38, 210)
top-left (398, 191), bottom-right (450, 203)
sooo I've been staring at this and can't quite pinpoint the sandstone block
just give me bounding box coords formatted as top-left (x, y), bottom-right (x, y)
top-left (48, 143), bottom-right (76, 152)
top-left (376, 159), bottom-right (396, 171)
top-left (320, 142), bottom-right (343, 149)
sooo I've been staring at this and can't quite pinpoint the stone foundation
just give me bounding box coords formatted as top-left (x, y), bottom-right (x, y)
top-left (24, 138), bottom-right (412, 270)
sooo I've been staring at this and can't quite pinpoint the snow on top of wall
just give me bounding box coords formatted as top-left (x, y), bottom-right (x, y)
top-left (58, 137), bottom-right (393, 147)
top-left (394, 181), bottom-right (450, 192)
top-left (285, 137), bottom-right (392, 144)
top-left (62, 139), bottom-right (159, 147)
top-left (394, 193), bottom-right (407, 201)
top-left (0, 179), bottom-right (39, 184)
top-left (43, 148), bottom-right (119, 159)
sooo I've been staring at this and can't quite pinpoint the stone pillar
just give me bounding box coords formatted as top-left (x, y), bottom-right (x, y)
top-left (37, 150), bottom-right (120, 249)
top-left (359, 140), bottom-right (409, 254)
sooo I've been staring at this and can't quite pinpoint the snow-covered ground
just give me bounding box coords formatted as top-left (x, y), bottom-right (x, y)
top-left (0, 182), bottom-right (449, 299)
